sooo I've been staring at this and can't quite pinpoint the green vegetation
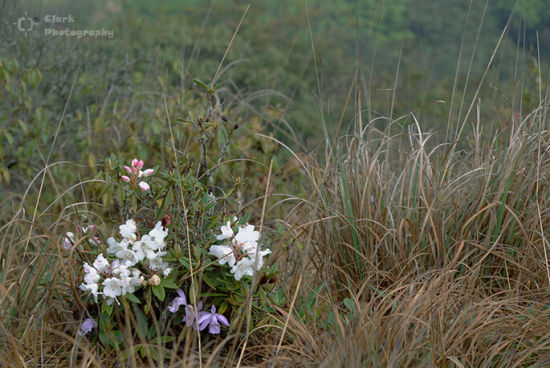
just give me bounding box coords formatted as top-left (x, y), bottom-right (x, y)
top-left (2, 0), bottom-right (550, 366)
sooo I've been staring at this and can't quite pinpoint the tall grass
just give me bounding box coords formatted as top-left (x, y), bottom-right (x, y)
top-left (269, 103), bottom-right (550, 366)
top-left (2, 2), bottom-right (550, 367)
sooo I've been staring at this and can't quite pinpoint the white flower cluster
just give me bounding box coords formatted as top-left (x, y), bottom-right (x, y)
top-left (209, 220), bottom-right (271, 280)
top-left (106, 219), bottom-right (171, 275)
top-left (80, 254), bottom-right (142, 305)
top-left (80, 219), bottom-right (171, 305)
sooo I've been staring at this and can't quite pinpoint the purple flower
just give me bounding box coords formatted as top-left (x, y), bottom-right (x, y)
top-left (183, 301), bottom-right (203, 330)
top-left (198, 305), bottom-right (229, 334)
top-left (77, 318), bottom-right (96, 336)
top-left (169, 289), bottom-right (187, 313)
top-left (168, 289), bottom-right (204, 329)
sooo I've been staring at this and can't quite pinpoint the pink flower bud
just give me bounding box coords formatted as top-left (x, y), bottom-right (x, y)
top-left (131, 158), bottom-right (139, 168)
top-left (124, 166), bottom-right (132, 174)
top-left (137, 160), bottom-right (144, 169)
top-left (141, 169), bottom-right (154, 177)
top-left (63, 237), bottom-right (72, 250)
top-left (139, 182), bottom-right (150, 191)
top-left (121, 175), bottom-right (130, 182)
top-left (63, 232), bottom-right (75, 250)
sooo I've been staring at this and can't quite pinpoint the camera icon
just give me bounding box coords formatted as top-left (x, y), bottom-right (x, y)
top-left (13, 12), bottom-right (39, 37)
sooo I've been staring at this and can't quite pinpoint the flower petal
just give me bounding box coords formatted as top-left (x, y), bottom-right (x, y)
top-left (217, 314), bottom-right (230, 326)
top-left (176, 289), bottom-right (187, 304)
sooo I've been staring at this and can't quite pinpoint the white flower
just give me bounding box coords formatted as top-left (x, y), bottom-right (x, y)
top-left (80, 263), bottom-right (101, 302)
top-left (148, 253), bottom-right (169, 272)
top-left (216, 221), bottom-right (234, 241)
top-left (248, 249), bottom-right (272, 270)
top-left (148, 222), bottom-right (168, 244)
top-left (209, 245), bottom-right (236, 267)
top-left (103, 277), bottom-right (123, 299)
top-left (163, 268), bottom-right (172, 277)
top-left (106, 237), bottom-right (123, 254)
top-left (139, 234), bottom-right (163, 255)
top-left (230, 258), bottom-right (255, 281)
top-left (234, 224), bottom-right (259, 245)
top-left (119, 219), bottom-right (137, 240)
top-left (79, 282), bottom-right (99, 302)
top-left (82, 263), bottom-right (100, 285)
top-left (112, 262), bottom-right (131, 279)
top-left (115, 247), bottom-right (138, 266)
top-left (131, 240), bottom-right (146, 262)
top-left (93, 254), bottom-right (110, 273)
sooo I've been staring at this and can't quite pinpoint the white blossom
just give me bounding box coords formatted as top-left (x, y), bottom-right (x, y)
top-left (80, 218), bottom-right (172, 305)
top-left (119, 219), bottom-right (137, 240)
top-left (208, 245), bottom-right (236, 267)
top-left (216, 221), bottom-right (234, 241)
top-left (93, 254), bottom-right (110, 273)
top-left (230, 258), bottom-right (255, 281)
top-left (210, 220), bottom-right (271, 280)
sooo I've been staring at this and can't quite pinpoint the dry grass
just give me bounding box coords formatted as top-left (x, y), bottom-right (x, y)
top-left (268, 105), bottom-right (550, 367)
top-left (6, 105), bottom-right (550, 367)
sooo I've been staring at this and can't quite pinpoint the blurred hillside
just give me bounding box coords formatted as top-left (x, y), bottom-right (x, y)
top-left (4, 0), bottom-right (549, 137)
top-left (1, 0), bottom-right (549, 205)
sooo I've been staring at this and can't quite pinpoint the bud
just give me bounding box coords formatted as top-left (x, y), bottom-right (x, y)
top-left (148, 275), bottom-right (161, 286)
top-left (162, 214), bottom-right (171, 227)
top-left (141, 168), bottom-right (154, 177)
top-left (139, 181), bottom-right (150, 191)
top-left (121, 175), bottom-right (130, 182)
top-left (140, 276), bottom-right (146, 286)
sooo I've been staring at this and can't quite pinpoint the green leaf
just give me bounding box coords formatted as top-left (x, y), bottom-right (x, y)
top-left (160, 278), bottom-right (178, 289)
top-left (134, 306), bottom-right (149, 338)
top-left (155, 335), bottom-right (174, 343)
top-left (202, 272), bottom-right (218, 290)
top-left (152, 285), bottom-right (166, 301)
top-left (144, 289), bottom-right (152, 315)
top-left (193, 78), bottom-right (209, 90)
top-left (239, 212), bottom-right (251, 225)
top-left (218, 301), bottom-right (229, 314)
top-left (125, 293), bottom-right (141, 304)
top-left (102, 301), bottom-right (114, 316)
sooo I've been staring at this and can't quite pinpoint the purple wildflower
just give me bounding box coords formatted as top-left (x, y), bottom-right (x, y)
top-left (198, 305), bottom-right (229, 334)
top-left (183, 301), bottom-right (203, 330)
top-left (169, 289), bottom-right (187, 313)
top-left (77, 318), bottom-right (96, 336)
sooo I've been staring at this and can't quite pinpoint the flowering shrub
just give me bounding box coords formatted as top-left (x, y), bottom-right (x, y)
top-left (72, 152), bottom-right (281, 358)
